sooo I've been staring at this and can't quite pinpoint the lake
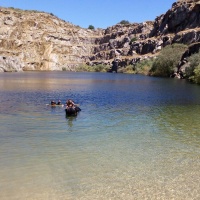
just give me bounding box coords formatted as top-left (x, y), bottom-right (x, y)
top-left (0, 72), bottom-right (200, 200)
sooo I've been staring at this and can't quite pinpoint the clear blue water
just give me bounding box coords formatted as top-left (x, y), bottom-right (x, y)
top-left (0, 72), bottom-right (200, 199)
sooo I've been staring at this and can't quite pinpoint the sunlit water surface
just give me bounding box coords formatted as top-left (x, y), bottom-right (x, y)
top-left (0, 72), bottom-right (200, 200)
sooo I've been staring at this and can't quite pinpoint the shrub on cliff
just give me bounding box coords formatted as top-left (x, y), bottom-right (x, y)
top-left (88, 25), bottom-right (95, 30)
top-left (150, 44), bottom-right (187, 77)
top-left (129, 37), bottom-right (137, 44)
top-left (119, 20), bottom-right (130, 25)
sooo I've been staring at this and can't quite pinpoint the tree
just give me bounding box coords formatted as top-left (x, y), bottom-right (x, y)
top-left (88, 25), bottom-right (95, 30)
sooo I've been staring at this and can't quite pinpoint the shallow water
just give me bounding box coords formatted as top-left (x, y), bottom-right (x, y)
top-left (0, 72), bottom-right (200, 200)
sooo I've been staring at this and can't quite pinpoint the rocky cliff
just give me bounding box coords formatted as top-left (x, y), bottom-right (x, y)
top-left (0, 8), bottom-right (103, 72)
top-left (0, 0), bottom-right (200, 72)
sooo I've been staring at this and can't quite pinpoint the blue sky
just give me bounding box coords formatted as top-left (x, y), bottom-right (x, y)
top-left (1, 0), bottom-right (175, 28)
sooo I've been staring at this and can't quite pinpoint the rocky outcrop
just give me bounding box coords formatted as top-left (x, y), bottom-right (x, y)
top-left (91, 22), bottom-right (155, 61)
top-left (90, 0), bottom-right (200, 67)
top-left (0, 0), bottom-right (200, 72)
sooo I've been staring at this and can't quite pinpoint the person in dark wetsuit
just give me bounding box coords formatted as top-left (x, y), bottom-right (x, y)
top-left (66, 99), bottom-right (75, 108)
top-left (51, 100), bottom-right (56, 105)
top-left (65, 99), bottom-right (77, 115)
top-left (57, 100), bottom-right (62, 105)
top-left (66, 99), bottom-right (81, 113)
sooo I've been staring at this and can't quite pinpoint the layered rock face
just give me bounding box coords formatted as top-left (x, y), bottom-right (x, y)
top-left (0, 0), bottom-right (200, 72)
top-left (0, 8), bottom-right (103, 72)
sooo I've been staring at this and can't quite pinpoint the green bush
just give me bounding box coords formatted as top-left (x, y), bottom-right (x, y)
top-left (77, 64), bottom-right (94, 72)
top-left (112, 59), bottom-right (153, 74)
top-left (135, 59), bottom-right (154, 75)
top-left (118, 65), bottom-right (135, 74)
top-left (150, 44), bottom-right (187, 77)
top-left (193, 64), bottom-right (200, 84)
top-left (119, 20), bottom-right (130, 25)
top-left (94, 64), bottom-right (110, 72)
top-left (77, 64), bottom-right (109, 72)
top-left (186, 51), bottom-right (200, 78)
